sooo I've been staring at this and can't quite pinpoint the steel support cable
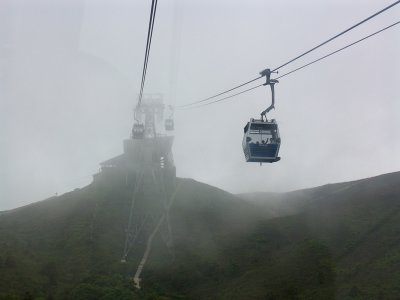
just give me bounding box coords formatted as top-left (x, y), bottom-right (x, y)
top-left (275, 20), bottom-right (400, 80)
top-left (138, 0), bottom-right (158, 106)
top-left (176, 76), bottom-right (262, 108)
top-left (138, 0), bottom-right (159, 107)
top-left (179, 84), bottom-right (264, 109)
top-left (181, 19), bottom-right (400, 109)
top-left (271, 0), bottom-right (400, 72)
top-left (141, 0), bottom-right (158, 98)
top-left (138, 0), bottom-right (155, 106)
top-left (177, 1), bottom-right (400, 108)
top-left (143, 0), bottom-right (158, 99)
top-left (122, 172), bottom-right (144, 260)
top-left (125, 215), bottom-right (148, 258)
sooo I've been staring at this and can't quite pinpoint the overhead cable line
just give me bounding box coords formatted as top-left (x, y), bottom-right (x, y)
top-left (143, 0), bottom-right (158, 90)
top-left (177, 0), bottom-right (400, 108)
top-left (179, 84), bottom-right (264, 109)
top-left (138, 0), bottom-right (159, 107)
top-left (138, 0), bottom-right (154, 105)
top-left (138, 0), bottom-right (158, 106)
top-left (181, 19), bottom-right (400, 109)
top-left (276, 20), bottom-right (400, 80)
top-left (177, 76), bottom-right (262, 108)
top-left (271, 0), bottom-right (400, 72)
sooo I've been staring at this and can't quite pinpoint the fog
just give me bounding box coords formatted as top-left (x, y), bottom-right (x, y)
top-left (1, 0), bottom-right (400, 210)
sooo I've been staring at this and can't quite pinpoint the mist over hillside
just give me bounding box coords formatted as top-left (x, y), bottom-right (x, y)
top-left (2, 2), bottom-right (400, 300)
top-left (1, 171), bottom-right (400, 299)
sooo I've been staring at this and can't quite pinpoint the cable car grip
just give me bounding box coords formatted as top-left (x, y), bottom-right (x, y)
top-left (259, 68), bottom-right (279, 121)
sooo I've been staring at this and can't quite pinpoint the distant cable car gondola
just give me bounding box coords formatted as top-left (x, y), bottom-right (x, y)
top-left (165, 105), bottom-right (175, 131)
top-left (132, 123), bottom-right (145, 139)
top-left (165, 118), bottom-right (174, 131)
top-left (243, 69), bottom-right (281, 164)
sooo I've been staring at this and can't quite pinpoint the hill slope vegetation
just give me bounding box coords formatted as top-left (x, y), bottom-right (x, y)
top-left (1, 172), bottom-right (400, 299)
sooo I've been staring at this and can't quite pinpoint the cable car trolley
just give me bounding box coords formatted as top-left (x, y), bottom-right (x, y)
top-left (242, 69), bottom-right (281, 164)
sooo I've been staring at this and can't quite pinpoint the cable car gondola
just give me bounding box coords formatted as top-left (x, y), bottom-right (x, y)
top-left (165, 105), bottom-right (174, 131)
top-left (165, 118), bottom-right (174, 131)
top-left (132, 123), bottom-right (145, 139)
top-left (243, 69), bottom-right (281, 163)
top-left (243, 118), bottom-right (281, 163)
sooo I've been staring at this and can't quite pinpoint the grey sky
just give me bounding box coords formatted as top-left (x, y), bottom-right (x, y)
top-left (1, 0), bottom-right (399, 210)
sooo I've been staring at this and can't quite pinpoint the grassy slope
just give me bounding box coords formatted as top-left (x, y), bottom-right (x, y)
top-left (241, 172), bottom-right (400, 299)
top-left (0, 178), bottom-right (264, 300)
top-left (0, 172), bottom-right (399, 299)
top-left (0, 182), bottom-right (137, 299)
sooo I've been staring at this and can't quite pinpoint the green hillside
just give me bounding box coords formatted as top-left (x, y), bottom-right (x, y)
top-left (1, 172), bottom-right (400, 299)
top-left (241, 172), bottom-right (400, 299)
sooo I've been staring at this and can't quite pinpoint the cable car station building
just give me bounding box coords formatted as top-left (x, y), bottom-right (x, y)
top-left (93, 95), bottom-right (176, 188)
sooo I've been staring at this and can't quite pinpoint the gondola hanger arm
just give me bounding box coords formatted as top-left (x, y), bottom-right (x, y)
top-left (259, 69), bottom-right (279, 121)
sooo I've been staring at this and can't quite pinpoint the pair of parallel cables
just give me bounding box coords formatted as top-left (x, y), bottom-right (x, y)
top-left (137, 0), bottom-right (159, 107)
top-left (178, 0), bottom-right (400, 109)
